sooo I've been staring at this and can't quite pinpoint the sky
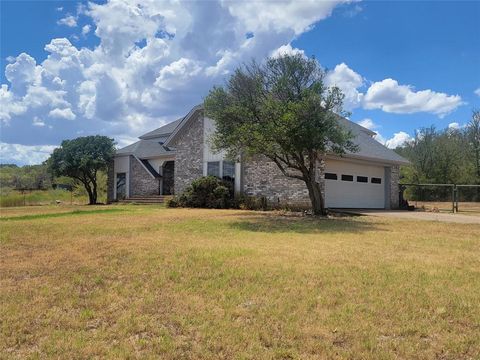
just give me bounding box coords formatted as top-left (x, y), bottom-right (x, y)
top-left (1, 0), bottom-right (479, 165)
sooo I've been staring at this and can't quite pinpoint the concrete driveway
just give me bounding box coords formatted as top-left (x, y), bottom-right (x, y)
top-left (341, 209), bottom-right (480, 224)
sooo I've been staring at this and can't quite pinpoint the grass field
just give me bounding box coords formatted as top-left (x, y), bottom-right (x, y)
top-left (1, 205), bottom-right (479, 359)
top-left (0, 189), bottom-right (89, 207)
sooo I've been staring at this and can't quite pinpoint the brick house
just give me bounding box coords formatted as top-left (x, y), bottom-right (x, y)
top-left (108, 104), bottom-right (409, 209)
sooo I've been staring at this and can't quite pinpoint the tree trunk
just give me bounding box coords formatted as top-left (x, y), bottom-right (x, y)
top-left (305, 177), bottom-right (326, 216)
top-left (84, 182), bottom-right (96, 205)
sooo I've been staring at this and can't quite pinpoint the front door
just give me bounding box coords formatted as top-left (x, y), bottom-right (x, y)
top-left (162, 161), bottom-right (174, 195)
top-left (116, 173), bottom-right (126, 200)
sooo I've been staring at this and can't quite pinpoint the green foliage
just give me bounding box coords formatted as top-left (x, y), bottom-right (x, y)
top-left (0, 163), bottom-right (51, 190)
top-left (395, 110), bottom-right (480, 201)
top-left (169, 176), bottom-right (234, 209)
top-left (204, 54), bottom-right (356, 215)
top-left (47, 136), bottom-right (115, 204)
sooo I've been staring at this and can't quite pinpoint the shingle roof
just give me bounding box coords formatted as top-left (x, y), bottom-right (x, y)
top-left (338, 116), bottom-right (410, 165)
top-left (139, 118), bottom-right (183, 140)
top-left (116, 139), bottom-right (174, 158)
top-left (118, 104), bottom-right (409, 165)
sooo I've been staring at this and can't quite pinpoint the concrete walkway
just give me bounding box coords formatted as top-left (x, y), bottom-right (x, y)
top-left (344, 209), bottom-right (480, 224)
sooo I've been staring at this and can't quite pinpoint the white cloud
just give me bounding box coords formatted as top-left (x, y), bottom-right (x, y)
top-left (32, 117), bottom-right (45, 127)
top-left (475, 88), bottom-right (480, 97)
top-left (357, 118), bottom-right (377, 130)
top-left (448, 122), bottom-right (460, 130)
top-left (57, 15), bottom-right (77, 27)
top-left (0, 142), bottom-right (57, 165)
top-left (325, 63), bottom-right (364, 109)
top-left (58, 15), bottom-right (77, 28)
top-left (363, 78), bottom-right (463, 117)
top-left (48, 108), bottom-right (76, 120)
top-left (0, 1), bottom-right (464, 165)
top-left (82, 24), bottom-right (91, 35)
top-left (0, 84), bottom-right (27, 124)
top-left (384, 131), bottom-right (412, 149)
top-left (225, 1), bottom-right (344, 35)
top-left (270, 44), bottom-right (305, 58)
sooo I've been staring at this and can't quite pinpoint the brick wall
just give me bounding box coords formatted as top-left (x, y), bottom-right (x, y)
top-left (389, 165), bottom-right (400, 209)
top-left (129, 156), bottom-right (159, 197)
top-left (173, 112), bottom-right (204, 195)
top-left (242, 155), bottom-right (325, 208)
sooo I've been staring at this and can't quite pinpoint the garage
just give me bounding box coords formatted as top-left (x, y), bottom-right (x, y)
top-left (324, 159), bottom-right (385, 209)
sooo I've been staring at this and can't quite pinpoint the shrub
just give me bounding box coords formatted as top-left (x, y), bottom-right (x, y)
top-left (165, 197), bottom-right (179, 208)
top-left (236, 194), bottom-right (269, 211)
top-left (172, 176), bottom-right (234, 209)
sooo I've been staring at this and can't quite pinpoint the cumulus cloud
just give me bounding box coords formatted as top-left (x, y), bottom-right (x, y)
top-left (0, 142), bottom-right (57, 165)
top-left (32, 117), bottom-right (46, 127)
top-left (82, 25), bottom-right (91, 35)
top-left (323, 63), bottom-right (464, 116)
top-left (49, 108), bottom-right (76, 120)
top-left (0, 0), bottom-right (464, 165)
top-left (270, 44), bottom-right (305, 58)
top-left (475, 88), bottom-right (480, 97)
top-left (363, 78), bottom-right (463, 117)
top-left (325, 63), bottom-right (364, 109)
top-left (57, 15), bottom-right (77, 27)
top-left (384, 131), bottom-right (412, 149)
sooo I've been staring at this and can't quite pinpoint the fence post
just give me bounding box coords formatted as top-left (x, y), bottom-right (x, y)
top-left (451, 185), bottom-right (455, 213)
top-left (454, 185), bottom-right (459, 213)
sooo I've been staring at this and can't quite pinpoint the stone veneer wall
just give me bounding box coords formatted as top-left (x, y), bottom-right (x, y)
top-left (389, 165), bottom-right (400, 209)
top-left (242, 155), bottom-right (326, 208)
top-left (173, 112), bottom-right (204, 195)
top-left (129, 156), bottom-right (159, 197)
top-left (106, 159), bottom-right (115, 203)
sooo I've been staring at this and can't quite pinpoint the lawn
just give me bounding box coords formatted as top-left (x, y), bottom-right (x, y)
top-left (1, 205), bottom-right (479, 359)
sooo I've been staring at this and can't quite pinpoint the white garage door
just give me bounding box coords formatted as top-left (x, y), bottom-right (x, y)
top-left (325, 159), bottom-right (385, 209)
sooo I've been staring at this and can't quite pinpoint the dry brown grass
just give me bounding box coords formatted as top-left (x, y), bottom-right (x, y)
top-left (1, 205), bottom-right (479, 359)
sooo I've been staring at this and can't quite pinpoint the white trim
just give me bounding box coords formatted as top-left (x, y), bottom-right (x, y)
top-left (326, 153), bottom-right (409, 167)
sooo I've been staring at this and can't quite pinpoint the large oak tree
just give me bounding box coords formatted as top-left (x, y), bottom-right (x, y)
top-left (204, 54), bottom-right (357, 215)
top-left (48, 136), bottom-right (115, 205)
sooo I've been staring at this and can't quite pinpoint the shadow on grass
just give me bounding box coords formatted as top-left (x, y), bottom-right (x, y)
top-left (229, 214), bottom-right (380, 234)
top-left (0, 208), bottom-right (129, 221)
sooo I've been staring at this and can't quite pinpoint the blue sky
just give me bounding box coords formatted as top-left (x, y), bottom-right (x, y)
top-left (1, 0), bottom-right (479, 165)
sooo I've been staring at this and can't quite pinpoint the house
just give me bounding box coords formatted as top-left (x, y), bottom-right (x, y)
top-left (107, 104), bottom-right (409, 209)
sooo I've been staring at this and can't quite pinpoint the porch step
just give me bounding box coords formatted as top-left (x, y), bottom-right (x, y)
top-left (118, 195), bottom-right (173, 204)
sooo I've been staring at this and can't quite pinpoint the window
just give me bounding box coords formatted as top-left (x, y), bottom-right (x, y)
top-left (325, 173), bottom-right (337, 180)
top-left (371, 177), bottom-right (382, 184)
top-left (222, 161), bottom-right (235, 183)
top-left (207, 161), bottom-right (220, 177)
top-left (341, 174), bottom-right (354, 182)
top-left (357, 176), bottom-right (368, 183)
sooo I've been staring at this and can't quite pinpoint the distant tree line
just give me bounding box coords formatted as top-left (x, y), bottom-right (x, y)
top-left (0, 164), bottom-right (51, 190)
top-left (395, 109), bottom-right (480, 201)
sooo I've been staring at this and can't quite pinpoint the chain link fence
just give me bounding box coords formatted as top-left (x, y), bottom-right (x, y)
top-left (400, 183), bottom-right (480, 214)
